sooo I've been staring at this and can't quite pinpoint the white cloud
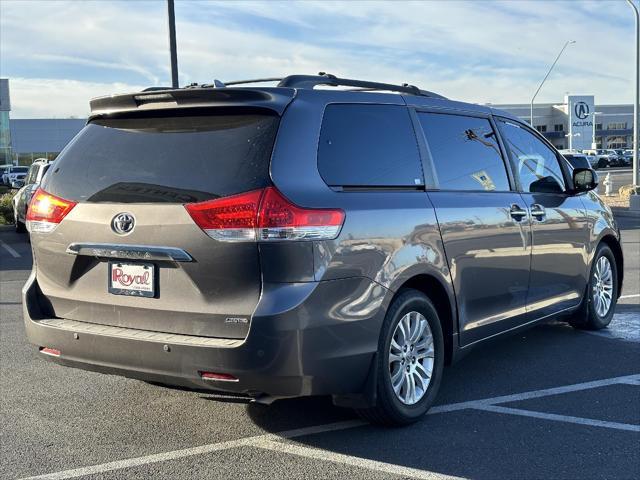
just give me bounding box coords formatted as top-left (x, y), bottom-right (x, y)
top-left (8, 78), bottom-right (145, 118)
top-left (0, 0), bottom-right (636, 117)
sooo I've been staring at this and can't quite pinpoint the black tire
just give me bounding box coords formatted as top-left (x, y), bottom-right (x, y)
top-left (570, 244), bottom-right (618, 331)
top-left (15, 219), bottom-right (27, 233)
top-left (356, 289), bottom-right (444, 426)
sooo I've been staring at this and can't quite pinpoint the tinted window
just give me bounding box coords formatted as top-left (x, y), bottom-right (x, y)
top-left (318, 104), bottom-right (423, 187)
top-left (563, 155), bottom-right (590, 169)
top-left (498, 120), bottom-right (566, 194)
top-left (418, 113), bottom-right (509, 191)
top-left (43, 113), bottom-right (280, 203)
top-left (25, 165), bottom-right (39, 184)
top-left (13, 167), bottom-right (28, 173)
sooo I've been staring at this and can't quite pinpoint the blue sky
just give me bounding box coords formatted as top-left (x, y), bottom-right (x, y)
top-left (0, 0), bottom-right (637, 117)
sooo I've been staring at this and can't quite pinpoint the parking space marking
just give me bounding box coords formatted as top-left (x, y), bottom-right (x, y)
top-left (20, 374), bottom-right (640, 480)
top-left (256, 439), bottom-right (463, 480)
top-left (21, 420), bottom-right (367, 480)
top-left (473, 405), bottom-right (640, 432)
top-left (429, 373), bottom-right (640, 413)
top-left (0, 240), bottom-right (21, 258)
top-left (619, 294), bottom-right (640, 300)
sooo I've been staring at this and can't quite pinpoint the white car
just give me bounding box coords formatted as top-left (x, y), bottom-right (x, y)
top-left (2, 165), bottom-right (29, 186)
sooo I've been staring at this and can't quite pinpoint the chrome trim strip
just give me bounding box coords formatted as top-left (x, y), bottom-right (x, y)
top-left (66, 243), bottom-right (192, 262)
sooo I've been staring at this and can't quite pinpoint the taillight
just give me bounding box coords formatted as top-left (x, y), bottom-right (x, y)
top-left (257, 187), bottom-right (344, 240)
top-left (185, 189), bottom-right (262, 241)
top-left (26, 188), bottom-right (77, 234)
top-left (185, 187), bottom-right (344, 242)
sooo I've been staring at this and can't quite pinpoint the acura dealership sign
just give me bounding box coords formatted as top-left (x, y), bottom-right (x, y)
top-left (566, 95), bottom-right (594, 150)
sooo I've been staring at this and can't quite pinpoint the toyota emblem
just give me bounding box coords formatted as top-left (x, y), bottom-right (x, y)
top-left (111, 213), bottom-right (135, 235)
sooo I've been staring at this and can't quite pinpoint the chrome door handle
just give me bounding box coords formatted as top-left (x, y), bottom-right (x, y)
top-left (510, 204), bottom-right (528, 221)
top-left (530, 204), bottom-right (546, 221)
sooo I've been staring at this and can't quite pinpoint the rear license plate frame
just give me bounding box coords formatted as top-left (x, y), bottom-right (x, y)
top-left (108, 261), bottom-right (156, 298)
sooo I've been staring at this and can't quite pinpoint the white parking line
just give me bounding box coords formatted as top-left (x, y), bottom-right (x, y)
top-left (474, 405), bottom-right (640, 432)
top-left (21, 374), bottom-right (640, 480)
top-left (256, 440), bottom-right (464, 480)
top-left (21, 420), bottom-right (367, 480)
top-left (619, 294), bottom-right (640, 300)
top-left (429, 373), bottom-right (640, 413)
top-left (0, 240), bottom-right (21, 258)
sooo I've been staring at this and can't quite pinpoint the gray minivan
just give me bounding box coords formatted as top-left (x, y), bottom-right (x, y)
top-left (23, 74), bottom-right (623, 426)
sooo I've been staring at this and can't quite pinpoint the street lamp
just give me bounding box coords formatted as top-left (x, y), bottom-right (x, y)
top-left (626, 0), bottom-right (639, 193)
top-left (167, 0), bottom-right (179, 88)
top-left (530, 40), bottom-right (576, 126)
top-left (591, 111), bottom-right (603, 150)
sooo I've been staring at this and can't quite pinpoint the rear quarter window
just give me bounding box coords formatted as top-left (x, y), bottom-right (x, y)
top-left (317, 104), bottom-right (423, 187)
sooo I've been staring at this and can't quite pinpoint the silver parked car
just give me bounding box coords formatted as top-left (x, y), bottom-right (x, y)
top-left (12, 159), bottom-right (53, 233)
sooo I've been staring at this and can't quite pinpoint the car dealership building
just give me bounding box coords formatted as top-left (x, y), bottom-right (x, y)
top-left (493, 95), bottom-right (634, 151)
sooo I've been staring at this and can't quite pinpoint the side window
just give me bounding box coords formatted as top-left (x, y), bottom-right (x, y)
top-left (497, 120), bottom-right (566, 194)
top-left (318, 104), bottom-right (423, 187)
top-left (418, 113), bottom-right (510, 191)
top-left (25, 165), bottom-right (38, 184)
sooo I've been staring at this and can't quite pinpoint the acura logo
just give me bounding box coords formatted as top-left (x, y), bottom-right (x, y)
top-left (111, 213), bottom-right (135, 235)
top-left (574, 101), bottom-right (590, 120)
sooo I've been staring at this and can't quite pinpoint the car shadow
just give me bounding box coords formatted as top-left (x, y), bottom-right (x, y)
top-left (244, 321), bottom-right (640, 479)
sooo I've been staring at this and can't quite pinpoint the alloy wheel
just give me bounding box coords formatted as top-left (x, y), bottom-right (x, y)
top-left (388, 311), bottom-right (434, 405)
top-left (592, 256), bottom-right (614, 318)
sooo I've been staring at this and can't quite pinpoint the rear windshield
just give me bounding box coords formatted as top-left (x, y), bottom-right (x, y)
top-left (564, 155), bottom-right (589, 169)
top-left (43, 112), bottom-right (279, 203)
top-left (13, 167), bottom-right (29, 172)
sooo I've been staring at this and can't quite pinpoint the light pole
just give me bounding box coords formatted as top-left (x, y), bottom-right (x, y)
top-left (565, 132), bottom-right (581, 150)
top-left (591, 111), bottom-right (603, 150)
top-left (167, 0), bottom-right (179, 88)
top-left (530, 40), bottom-right (575, 126)
top-left (626, 0), bottom-right (639, 193)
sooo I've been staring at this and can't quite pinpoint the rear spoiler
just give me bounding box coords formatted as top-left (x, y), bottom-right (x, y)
top-left (88, 87), bottom-right (295, 118)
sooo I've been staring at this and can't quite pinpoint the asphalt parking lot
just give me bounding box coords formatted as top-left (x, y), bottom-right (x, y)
top-left (595, 167), bottom-right (634, 196)
top-left (1, 217), bottom-right (638, 480)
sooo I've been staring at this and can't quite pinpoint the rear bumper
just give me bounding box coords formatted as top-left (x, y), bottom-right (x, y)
top-left (23, 271), bottom-right (388, 399)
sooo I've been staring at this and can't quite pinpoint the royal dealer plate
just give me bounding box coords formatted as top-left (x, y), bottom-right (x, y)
top-left (108, 262), bottom-right (155, 298)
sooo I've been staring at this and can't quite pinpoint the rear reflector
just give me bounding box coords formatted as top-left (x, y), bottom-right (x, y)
top-left (185, 187), bottom-right (344, 242)
top-left (26, 188), bottom-right (77, 234)
top-left (39, 347), bottom-right (61, 357)
top-left (199, 371), bottom-right (238, 382)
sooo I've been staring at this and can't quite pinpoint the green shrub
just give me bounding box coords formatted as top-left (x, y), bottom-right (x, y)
top-left (0, 191), bottom-right (16, 225)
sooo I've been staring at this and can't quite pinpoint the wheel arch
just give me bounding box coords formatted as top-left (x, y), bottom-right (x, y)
top-left (394, 274), bottom-right (457, 365)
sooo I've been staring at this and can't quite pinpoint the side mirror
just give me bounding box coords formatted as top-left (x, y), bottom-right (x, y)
top-left (11, 180), bottom-right (25, 189)
top-left (573, 168), bottom-right (598, 193)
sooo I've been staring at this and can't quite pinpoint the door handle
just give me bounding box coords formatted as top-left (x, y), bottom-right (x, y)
top-left (530, 204), bottom-right (546, 221)
top-left (509, 204), bottom-right (528, 221)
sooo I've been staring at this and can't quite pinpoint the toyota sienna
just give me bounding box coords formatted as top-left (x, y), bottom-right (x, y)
top-left (23, 74), bottom-right (623, 425)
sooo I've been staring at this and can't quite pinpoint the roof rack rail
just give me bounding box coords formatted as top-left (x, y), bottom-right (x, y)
top-left (273, 72), bottom-right (446, 99)
top-left (143, 73), bottom-right (445, 99)
top-left (224, 77), bottom-right (283, 86)
top-left (142, 86), bottom-right (174, 92)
